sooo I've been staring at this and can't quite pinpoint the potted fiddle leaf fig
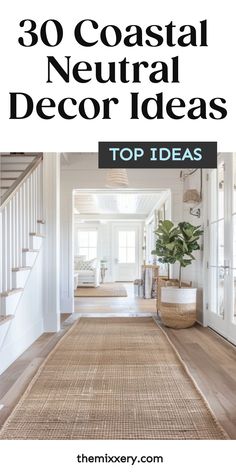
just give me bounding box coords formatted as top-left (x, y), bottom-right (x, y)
top-left (152, 220), bottom-right (203, 328)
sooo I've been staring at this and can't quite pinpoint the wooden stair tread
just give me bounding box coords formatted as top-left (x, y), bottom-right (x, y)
top-left (22, 248), bottom-right (39, 253)
top-left (29, 232), bottom-right (45, 238)
top-left (1, 161), bottom-right (29, 165)
top-left (1, 169), bottom-right (22, 172)
top-left (1, 288), bottom-right (23, 297)
top-left (12, 266), bottom-right (31, 272)
top-left (0, 177), bottom-right (17, 180)
top-left (0, 315), bottom-right (14, 326)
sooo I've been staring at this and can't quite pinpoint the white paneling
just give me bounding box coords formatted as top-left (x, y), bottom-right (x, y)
top-left (74, 192), bottom-right (163, 216)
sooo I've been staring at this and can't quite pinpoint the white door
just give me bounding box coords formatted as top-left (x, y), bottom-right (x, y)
top-left (113, 225), bottom-right (140, 281)
top-left (207, 153), bottom-right (236, 344)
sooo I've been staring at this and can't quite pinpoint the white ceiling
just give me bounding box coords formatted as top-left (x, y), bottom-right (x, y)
top-left (73, 191), bottom-right (164, 217)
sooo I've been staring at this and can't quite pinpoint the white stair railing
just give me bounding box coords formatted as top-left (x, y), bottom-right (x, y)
top-left (0, 155), bottom-right (43, 295)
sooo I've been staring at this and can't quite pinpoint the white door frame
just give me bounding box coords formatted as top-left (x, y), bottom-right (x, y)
top-left (204, 153), bottom-right (236, 344)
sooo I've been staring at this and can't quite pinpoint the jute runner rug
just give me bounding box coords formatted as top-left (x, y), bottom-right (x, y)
top-left (75, 283), bottom-right (127, 297)
top-left (0, 317), bottom-right (227, 439)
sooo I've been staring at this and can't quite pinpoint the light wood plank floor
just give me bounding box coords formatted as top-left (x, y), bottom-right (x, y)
top-left (74, 282), bottom-right (157, 314)
top-left (1, 284), bottom-right (236, 438)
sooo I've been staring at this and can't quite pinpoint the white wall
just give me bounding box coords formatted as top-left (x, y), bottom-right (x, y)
top-left (181, 170), bottom-right (204, 324)
top-left (60, 153), bottom-right (183, 312)
top-left (0, 250), bottom-right (44, 375)
top-left (145, 190), bottom-right (171, 268)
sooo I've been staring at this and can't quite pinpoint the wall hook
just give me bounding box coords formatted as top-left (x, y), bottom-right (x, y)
top-left (190, 207), bottom-right (201, 218)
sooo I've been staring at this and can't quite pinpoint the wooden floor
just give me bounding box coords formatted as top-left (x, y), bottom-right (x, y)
top-left (74, 282), bottom-right (157, 314)
top-left (1, 283), bottom-right (236, 438)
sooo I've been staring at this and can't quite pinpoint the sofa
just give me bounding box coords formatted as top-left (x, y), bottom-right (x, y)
top-left (74, 256), bottom-right (100, 288)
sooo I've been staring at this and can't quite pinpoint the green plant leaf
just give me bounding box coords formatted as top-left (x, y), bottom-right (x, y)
top-left (152, 219), bottom-right (203, 286)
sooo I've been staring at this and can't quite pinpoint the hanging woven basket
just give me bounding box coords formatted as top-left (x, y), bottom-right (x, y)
top-left (183, 189), bottom-right (201, 203)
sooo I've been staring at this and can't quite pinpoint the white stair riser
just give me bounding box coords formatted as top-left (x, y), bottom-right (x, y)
top-left (30, 235), bottom-right (43, 250)
top-left (1, 156), bottom-right (34, 164)
top-left (0, 180), bottom-right (16, 187)
top-left (23, 252), bottom-right (37, 266)
top-left (12, 270), bottom-right (30, 290)
top-left (1, 172), bottom-right (21, 178)
top-left (1, 292), bottom-right (22, 316)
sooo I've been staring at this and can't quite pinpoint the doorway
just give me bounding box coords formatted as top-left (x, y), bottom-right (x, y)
top-left (206, 153), bottom-right (236, 345)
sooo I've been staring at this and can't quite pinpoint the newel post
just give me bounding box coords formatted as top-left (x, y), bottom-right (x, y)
top-left (43, 153), bottom-right (61, 332)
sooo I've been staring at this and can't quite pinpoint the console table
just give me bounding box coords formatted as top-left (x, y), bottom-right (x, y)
top-left (100, 267), bottom-right (107, 284)
top-left (141, 264), bottom-right (159, 299)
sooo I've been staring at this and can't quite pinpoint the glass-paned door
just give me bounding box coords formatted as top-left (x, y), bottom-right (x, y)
top-left (207, 153), bottom-right (236, 344)
top-left (229, 156), bottom-right (236, 341)
top-left (118, 231), bottom-right (136, 264)
top-left (113, 225), bottom-right (139, 281)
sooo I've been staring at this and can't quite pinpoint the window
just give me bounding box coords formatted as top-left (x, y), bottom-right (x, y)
top-left (78, 230), bottom-right (97, 260)
top-left (118, 231), bottom-right (135, 263)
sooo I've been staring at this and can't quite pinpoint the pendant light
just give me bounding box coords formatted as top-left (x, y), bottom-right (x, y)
top-left (106, 169), bottom-right (129, 188)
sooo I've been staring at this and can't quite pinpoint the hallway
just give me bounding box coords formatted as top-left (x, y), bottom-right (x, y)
top-left (1, 285), bottom-right (236, 437)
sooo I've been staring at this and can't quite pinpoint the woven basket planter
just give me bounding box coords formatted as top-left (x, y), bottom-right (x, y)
top-left (157, 279), bottom-right (197, 329)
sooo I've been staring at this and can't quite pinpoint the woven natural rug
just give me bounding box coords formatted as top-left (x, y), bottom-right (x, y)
top-left (0, 317), bottom-right (227, 440)
top-left (75, 283), bottom-right (127, 297)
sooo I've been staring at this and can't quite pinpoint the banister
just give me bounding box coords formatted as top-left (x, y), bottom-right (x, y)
top-left (0, 154), bottom-right (43, 209)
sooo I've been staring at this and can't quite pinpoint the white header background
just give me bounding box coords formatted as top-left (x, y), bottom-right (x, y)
top-left (0, 0), bottom-right (235, 151)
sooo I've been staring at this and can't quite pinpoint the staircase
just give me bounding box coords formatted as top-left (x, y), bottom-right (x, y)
top-left (0, 153), bottom-right (42, 204)
top-left (0, 154), bottom-right (45, 332)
